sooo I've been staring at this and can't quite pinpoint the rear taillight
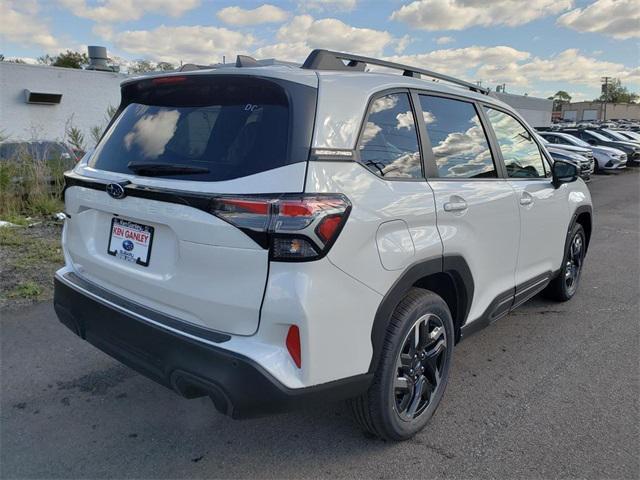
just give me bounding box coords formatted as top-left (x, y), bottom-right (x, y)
top-left (211, 194), bottom-right (351, 261)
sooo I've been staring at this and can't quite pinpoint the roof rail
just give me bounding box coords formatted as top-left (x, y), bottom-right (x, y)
top-left (301, 49), bottom-right (489, 95)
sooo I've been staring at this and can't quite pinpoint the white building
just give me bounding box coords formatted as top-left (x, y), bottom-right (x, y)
top-left (0, 60), bottom-right (556, 146)
top-left (491, 91), bottom-right (553, 128)
top-left (0, 62), bottom-right (125, 143)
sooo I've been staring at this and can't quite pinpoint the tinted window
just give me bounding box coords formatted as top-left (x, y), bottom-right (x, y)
top-left (89, 76), bottom-right (314, 182)
top-left (585, 130), bottom-right (610, 141)
top-left (560, 135), bottom-right (589, 147)
top-left (358, 93), bottom-right (422, 179)
top-left (485, 108), bottom-right (547, 178)
top-left (419, 95), bottom-right (495, 178)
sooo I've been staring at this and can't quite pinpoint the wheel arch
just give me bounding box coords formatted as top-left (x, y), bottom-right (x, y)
top-left (569, 205), bottom-right (593, 254)
top-left (368, 256), bottom-right (474, 373)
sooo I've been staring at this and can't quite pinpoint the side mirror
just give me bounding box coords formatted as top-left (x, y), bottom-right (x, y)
top-left (587, 139), bottom-right (597, 145)
top-left (552, 160), bottom-right (579, 188)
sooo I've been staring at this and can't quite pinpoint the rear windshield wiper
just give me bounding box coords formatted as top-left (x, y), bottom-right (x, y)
top-left (127, 161), bottom-right (210, 176)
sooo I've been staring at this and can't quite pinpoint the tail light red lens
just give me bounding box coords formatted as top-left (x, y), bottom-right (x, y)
top-left (211, 194), bottom-right (351, 261)
top-left (150, 76), bottom-right (188, 86)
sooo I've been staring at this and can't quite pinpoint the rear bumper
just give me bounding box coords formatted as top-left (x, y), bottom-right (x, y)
top-left (53, 274), bottom-right (371, 419)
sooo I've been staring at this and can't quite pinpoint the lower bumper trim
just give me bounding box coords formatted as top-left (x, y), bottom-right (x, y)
top-left (53, 277), bottom-right (372, 418)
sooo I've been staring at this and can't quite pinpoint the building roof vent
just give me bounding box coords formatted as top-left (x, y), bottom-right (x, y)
top-left (86, 46), bottom-right (115, 72)
top-left (24, 90), bottom-right (62, 105)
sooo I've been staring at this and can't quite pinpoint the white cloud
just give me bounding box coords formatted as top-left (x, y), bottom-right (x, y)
top-left (395, 35), bottom-right (411, 54)
top-left (99, 25), bottom-right (255, 64)
top-left (396, 111), bottom-right (415, 130)
top-left (391, 0), bottom-right (573, 30)
top-left (254, 15), bottom-right (396, 62)
top-left (217, 4), bottom-right (289, 26)
top-left (435, 36), bottom-right (454, 45)
top-left (59, 0), bottom-right (200, 23)
top-left (557, 0), bottom-right (640, 40)
top-left (388, 46), bottom-right (531, 79)
top-left (387, 46), bottom-right (639, 91)
top-left (0, 0), bottom-right (60, 50)
top-left (298, 0), bottom-right (357, 12)
top-left (253, 42), bottom-right (311, 61)
top-left (475, 49), bottom-right (640, 87)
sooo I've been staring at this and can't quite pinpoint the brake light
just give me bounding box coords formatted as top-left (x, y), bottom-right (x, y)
top-left (211, 194), bottom-right (351, 261)
top-left (151, 76), bottom-right (188, 85)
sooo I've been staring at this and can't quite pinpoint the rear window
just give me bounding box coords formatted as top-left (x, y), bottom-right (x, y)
top-left (89, 75), bottom-right (316, 182)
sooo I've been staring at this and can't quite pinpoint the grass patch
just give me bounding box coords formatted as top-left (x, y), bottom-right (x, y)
top-left (7, 281), bottom-right (42, 300)
top-left (0, 223), bottom-right (64, 307)
top-left (0, 227), bottom-right (24, 246)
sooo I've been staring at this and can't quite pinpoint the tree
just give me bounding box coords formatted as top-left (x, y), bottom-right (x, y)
top-left (37, 54), bottom-right (55, 65)
top-left (38, 51), bottom-right (88, 69)
top-left (128, 59), bottom-right (175, 73)
top-left (156, 61), bottom-right (175, 71)
top-left (53, 50), bottom-right (88, 69)
top-left (548, 90), bottom-right (572, 111)
top-left (128, 59), bottom-right (154, 74)
top-left (598, 79), bottom-right (639, 103)
top-left (0, 54), bottom-right (26, 64)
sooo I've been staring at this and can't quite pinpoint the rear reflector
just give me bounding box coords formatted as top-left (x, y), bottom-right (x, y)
top-left (211, 194), bottom-right (351, 261)
top-left (286, 325), bottom-right (302, 368)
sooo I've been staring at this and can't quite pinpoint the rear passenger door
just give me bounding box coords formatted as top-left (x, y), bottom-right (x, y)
top-left (483, 107), bottom-right (569, 303)
top-left (416, 93), bottom-right (520, 324)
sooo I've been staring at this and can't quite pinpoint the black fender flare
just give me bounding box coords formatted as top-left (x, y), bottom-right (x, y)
top-left (368, 255), bottom-right (474, 373)
top-left (565, 205), bottom-right (593, 256)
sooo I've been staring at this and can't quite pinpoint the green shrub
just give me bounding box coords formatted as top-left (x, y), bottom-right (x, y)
top-left (0, 149), bottom-right (65, 220)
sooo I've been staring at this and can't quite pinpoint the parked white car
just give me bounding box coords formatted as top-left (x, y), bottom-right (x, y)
top-left (54, 50), bottom-right (593, 441)
top-left (538, 131), bottom-right (627, 171)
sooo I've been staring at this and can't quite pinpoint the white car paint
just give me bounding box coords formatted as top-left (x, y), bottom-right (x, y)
top-left (57, 62), bottom-right (593, 393)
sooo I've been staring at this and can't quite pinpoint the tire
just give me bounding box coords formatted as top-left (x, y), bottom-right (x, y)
top-left (349, 288), bottom-right (454, 441)
top-left (544, 223), bottom-right (586, 302)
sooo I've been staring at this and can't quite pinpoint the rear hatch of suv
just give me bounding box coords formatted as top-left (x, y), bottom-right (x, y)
top-left (63, 71), bottom-right (317, 336)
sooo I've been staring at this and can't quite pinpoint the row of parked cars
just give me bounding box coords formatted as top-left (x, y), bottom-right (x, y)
top-left (537, 125), bottom-right (640, 180)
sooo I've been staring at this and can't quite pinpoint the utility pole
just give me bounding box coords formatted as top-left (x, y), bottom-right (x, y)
top-left (601, 76), bottom-right (612, 121)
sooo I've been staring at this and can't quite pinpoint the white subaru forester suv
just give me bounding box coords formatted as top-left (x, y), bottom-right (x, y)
top-left (54, 50), bottom-right (593, 440)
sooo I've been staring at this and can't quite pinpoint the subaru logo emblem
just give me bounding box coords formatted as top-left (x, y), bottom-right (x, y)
top-left (106, 182), bottom-right (128, 199)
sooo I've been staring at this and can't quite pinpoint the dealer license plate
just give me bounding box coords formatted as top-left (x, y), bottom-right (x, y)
top-left (107, 217), bottom-right (154, 267)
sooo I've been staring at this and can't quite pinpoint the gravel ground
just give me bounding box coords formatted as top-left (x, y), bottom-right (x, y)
top-left (1, 170), bottom-right (638, 479)
top-left (0, 220), bottom-right (64, 308)
top-left (0, 221), bottom-right (63, 308)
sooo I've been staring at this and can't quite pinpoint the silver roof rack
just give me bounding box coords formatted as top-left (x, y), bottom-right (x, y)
top-left (301, 49), bottom-right (489, 95)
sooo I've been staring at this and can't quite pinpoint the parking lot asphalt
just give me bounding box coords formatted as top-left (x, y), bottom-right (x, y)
top-left (1, 170), bottom-right (638, 480)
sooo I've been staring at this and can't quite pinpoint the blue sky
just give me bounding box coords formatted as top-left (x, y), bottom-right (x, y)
top-left (1, 0), bottom-right (638, 101)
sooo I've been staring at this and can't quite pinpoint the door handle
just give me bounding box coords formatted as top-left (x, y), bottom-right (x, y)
top-left (519, 193), bottom-right (534, 206)
top-left (444, 200), bottom-right (468, 212)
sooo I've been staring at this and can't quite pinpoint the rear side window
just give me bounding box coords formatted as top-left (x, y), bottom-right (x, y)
top-left (484, 108), bottom-right (547, 178)
top-left (89, 76), bottom-right (316, 182)
top-left (358, 92), bottom-right (422, 179)
top-left (418, 95), bottom-right (496, 179)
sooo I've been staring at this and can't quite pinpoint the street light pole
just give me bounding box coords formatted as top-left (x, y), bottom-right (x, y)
top-left (601, 76), bottom-right (612, 121)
